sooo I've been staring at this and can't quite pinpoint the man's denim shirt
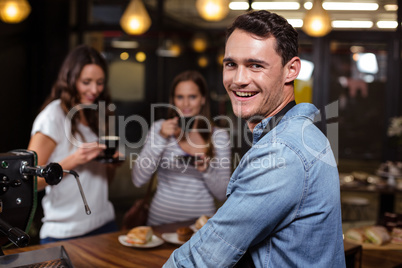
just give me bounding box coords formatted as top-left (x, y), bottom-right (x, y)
top-left (164, 103), bottom-right (346, 268)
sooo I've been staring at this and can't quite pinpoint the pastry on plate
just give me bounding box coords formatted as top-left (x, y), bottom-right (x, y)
top-left (126, 226), bottom-right (153, 245)
top-left (344, 228), bottom-right (367, 243)
top-left (195, 215), bottom-right (210, 230)
top-left (365, 226), bottom-right (391, 245)
top-left (176, 226), bottom-right (194, 242)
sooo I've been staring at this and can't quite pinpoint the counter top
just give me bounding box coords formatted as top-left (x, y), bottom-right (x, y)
top-left (2, 220), bottom-right (400, 267)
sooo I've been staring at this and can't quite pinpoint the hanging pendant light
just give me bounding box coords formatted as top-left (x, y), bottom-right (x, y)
top-left (0, 0), bottom-right (31, 24)
top-left (196, 0), bottom-right (229, 22)
top-left (191, 33), bottom-right (208, 53)
top-left (302, 0), bottom-right (332, 37)
top-left (120, 0), bottom-right (151, 35)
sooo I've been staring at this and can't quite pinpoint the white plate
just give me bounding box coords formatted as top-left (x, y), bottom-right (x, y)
top-left (118, 235), bottom-right (164, 248)
top-left (161, 233), bottom-right (186, 245)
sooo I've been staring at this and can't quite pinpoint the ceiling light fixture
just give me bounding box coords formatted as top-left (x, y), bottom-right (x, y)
top-left (120, 0), bottom-right (151, 35)
top-left (384, 4), bottom-right (398, 11)
top-left (332, 20), bottom-right (373, 28)
top-left (229, 1), bottom-right (249, 10)
top-left (376, 21), bottom-right (398, 29)
top-left (252, 2), bottom-right (300, 10)
top-left (322, 2), bottom-right (378, 11)
top-left (196, 0), bottom-right (229, 21)
top-left (302, 0), bottom-right (332, 37)
top-left (120, 52), bottom-right (130, 61)
top-left (191, 33), bottom-right (208, 53)
top-left (135, 51), bottom-right (147, 62)
top-left (198, 55), bottom-right (209, 68)
top-left (304, 2), bottom-right (313, 10)
top-left (0, 0), bottom-right (31, 23)
top-left (287, 19), bottom-right (304, 28)
top-left (111, 40), bottom-right (139, 49)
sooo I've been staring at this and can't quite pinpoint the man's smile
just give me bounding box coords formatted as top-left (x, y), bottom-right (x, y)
top-left (233, 91), bottom-right (259, 98)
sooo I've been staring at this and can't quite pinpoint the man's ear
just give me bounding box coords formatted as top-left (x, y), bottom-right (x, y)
top-left (285, 57), bottom-right (301, 83)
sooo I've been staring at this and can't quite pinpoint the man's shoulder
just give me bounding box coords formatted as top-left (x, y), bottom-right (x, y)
top-left (279, 104), bottom-right (336, 167)
top-left (255, 103), bottom-right (333, 162)
top-left (278, 103), bottom-right (323, 135)
top-left (285, 102), bottom-right (318, 121)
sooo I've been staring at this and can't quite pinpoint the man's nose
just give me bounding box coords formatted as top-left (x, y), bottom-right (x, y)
top-left (233, 66), bottom-right (250, 86)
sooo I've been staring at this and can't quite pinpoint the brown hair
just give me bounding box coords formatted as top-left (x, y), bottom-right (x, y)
top-left (226, 10), bottom-right (298, 67)
top-left (41, 44), bottom-right (112, 139)
top-left (168, 70), bottom-right (214, 157)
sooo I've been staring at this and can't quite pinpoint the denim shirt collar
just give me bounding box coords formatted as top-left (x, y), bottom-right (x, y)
top-left (252, 103), bottom-right (318, 145)
top-left (252, 117), bottom-right (271, 145)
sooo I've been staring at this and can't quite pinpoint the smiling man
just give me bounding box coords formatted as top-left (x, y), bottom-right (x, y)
top-left (223, 25), bottom-right (297, 132)
top-left (164, 10), bottom-right (345, 268)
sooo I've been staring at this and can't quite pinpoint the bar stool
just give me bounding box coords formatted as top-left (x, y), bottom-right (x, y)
top-left (341, 196), bottom-right (370, 221)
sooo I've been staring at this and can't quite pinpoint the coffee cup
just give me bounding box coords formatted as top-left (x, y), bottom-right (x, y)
top-left (178, 116), bottom-right (195, 132)
top-left (100, 135), bottom-right (120, 158)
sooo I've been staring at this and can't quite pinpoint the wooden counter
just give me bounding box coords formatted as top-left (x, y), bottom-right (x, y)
top-left (2, 221), bottom-right (400, 268)
top-left (2, 221), bottom-right (191, 268)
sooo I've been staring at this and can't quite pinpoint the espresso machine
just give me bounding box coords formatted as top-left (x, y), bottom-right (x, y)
top-left (0, 149), bottom-right (90, 267)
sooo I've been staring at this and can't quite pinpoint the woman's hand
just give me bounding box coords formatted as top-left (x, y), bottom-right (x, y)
top-left (194, 154), bottom-right (210, 173)
top-left (71, 142), bottom-right (106, 166)
top-left (160, 117), bottom-right (179, 139)
top-left (28, 134), bottom-right (106, 190)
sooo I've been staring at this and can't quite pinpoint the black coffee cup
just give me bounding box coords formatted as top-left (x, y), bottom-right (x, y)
top-left (100, 136), bottom-right (120, 158)
top-left (178, 116), bottom-right (195, 132)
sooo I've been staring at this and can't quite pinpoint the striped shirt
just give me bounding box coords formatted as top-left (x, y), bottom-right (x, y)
top-left (132, 119), bottom-right (231, 226)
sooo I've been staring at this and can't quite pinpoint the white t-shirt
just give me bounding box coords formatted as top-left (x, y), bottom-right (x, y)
top-left (31, 99), bottom-right (115, 239)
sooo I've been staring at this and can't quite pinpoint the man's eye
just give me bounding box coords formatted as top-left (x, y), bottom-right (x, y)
top-left (251, 64), bottom-right (263, 68)
top-left (225, 62), bottom-right (235, 68)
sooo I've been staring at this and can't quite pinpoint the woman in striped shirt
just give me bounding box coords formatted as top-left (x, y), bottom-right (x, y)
top-left (132, 70), bottom-right (232, 226)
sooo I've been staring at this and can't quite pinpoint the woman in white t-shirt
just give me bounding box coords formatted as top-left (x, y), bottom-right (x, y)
top-left (28, 45), bottom-right (119, 244)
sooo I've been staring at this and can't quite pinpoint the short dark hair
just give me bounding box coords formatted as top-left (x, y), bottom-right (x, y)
top-left (226, 10), bottom-right (298, 66)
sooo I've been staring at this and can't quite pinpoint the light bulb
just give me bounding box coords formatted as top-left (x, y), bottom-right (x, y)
top-left (120, 0), bottom-right (151, 35)
top-left (192, 33), bottom-right (208, 53)
top-left (136, 51), bottom-right (146, 62)
top-left (302, 0), bottom-right (332, 37)
top-left (196, 0), bottom-right (229, 21)
top-left (0, 0), bottom-right (31, 24)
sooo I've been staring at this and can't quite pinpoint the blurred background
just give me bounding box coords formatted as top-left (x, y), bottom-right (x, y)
top-left (0, 0), bottom-right (402, 244)
top-left (1, 0), bottom-right (401, 164)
